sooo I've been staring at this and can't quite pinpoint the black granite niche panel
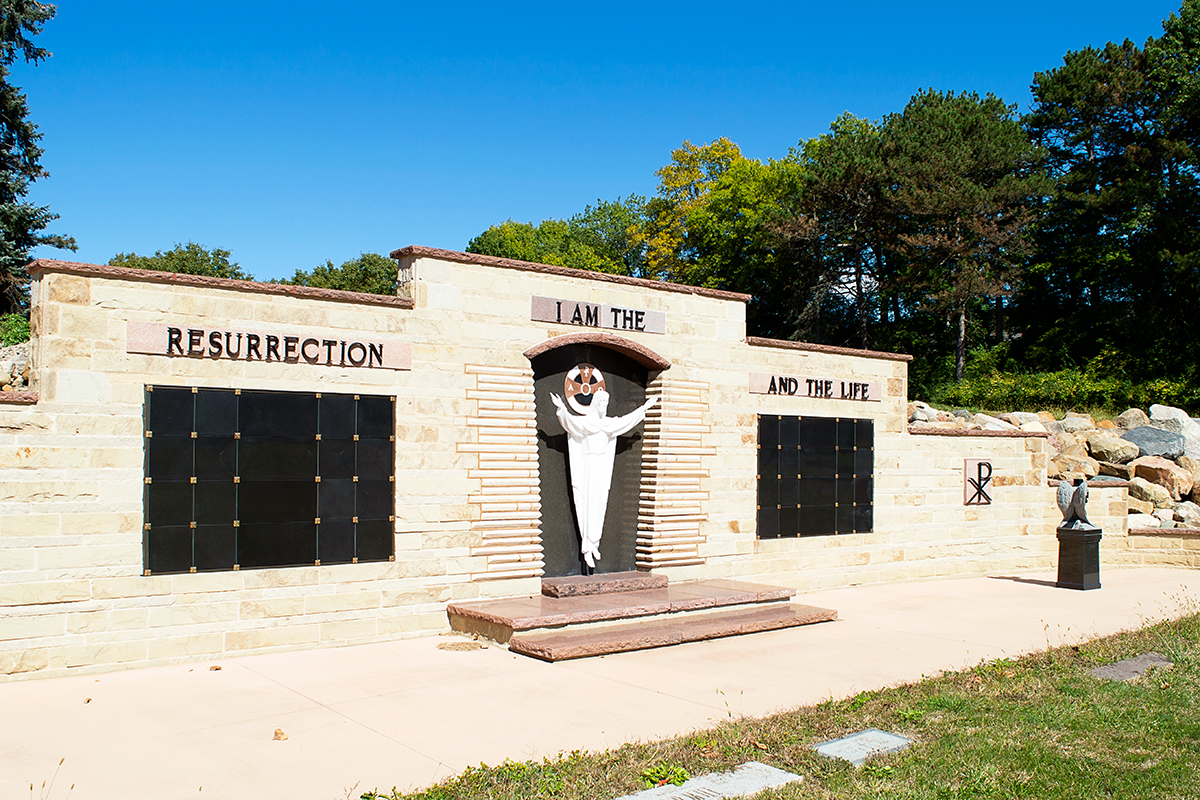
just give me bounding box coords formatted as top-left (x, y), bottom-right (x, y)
top-left (757, 414), bottom-right (873, 539)
top-left (143, 386), bottom-right (396, 574)
top-left (532, 344), bottom-right (650, 577)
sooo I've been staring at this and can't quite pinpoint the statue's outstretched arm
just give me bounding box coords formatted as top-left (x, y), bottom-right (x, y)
top-left (550, 393), bottom-right (586, 437)
top-left (607, 396), bottom-right (658, 436)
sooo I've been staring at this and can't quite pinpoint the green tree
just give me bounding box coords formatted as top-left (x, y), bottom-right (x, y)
top-left (0, 0), bottom-right (75, 313)
top-left (883, 90), bottom-right (1049, 380)
top-left (566, 196), bottom-right (648, 276)
top-left (677, 155), bottom-right (807, 337)
top-left (467, 219), bottom-right (616, 273)
top-left (108, 242), bottom-right (253, 280)
top-left (466, 198), bottom-right (647, 276)
top-left (639, 137), bottom-right (746, 283)
top-left (281, 253), bottom-right (397, 295)
top-left (781, 113), bottom-right (892, 348)
top-left (1019, 0), bottom-right (1200, 380)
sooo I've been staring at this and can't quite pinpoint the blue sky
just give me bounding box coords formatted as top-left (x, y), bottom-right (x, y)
top-left (20, 1), bottom-right (1179, 281)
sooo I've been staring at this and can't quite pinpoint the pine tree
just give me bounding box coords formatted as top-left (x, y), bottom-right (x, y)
top-left (0, 0), bottom-right (75, 313)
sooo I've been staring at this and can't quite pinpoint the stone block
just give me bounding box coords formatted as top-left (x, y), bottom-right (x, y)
top-left (224, 624), bottom-right (321, 651)
top-left (147, 633), bottom-right (224, 661)
top-left (92, 576), bottom-right (173, 599)
top-left (53, 371), bottom-right (110, 403)
top-left (380, 586), bottom-right (453, 608)
top-left (65, 641), bottom-right (146, 668)
top-left (239, 598), bottom-right (305, 619)
top-left (320, 618), bottom-right (378, 642)
top-left (48, 274), bottom-right (90, 305)
top-left (0, 580), bottom-right (91, 607)
top-left (67, 611), bottom-right (113, 634)
top-left (38, 544), bottom-right (140, 570)
top-left (0, 647), bottom-right (49, 674)
top-left (148, 601), bottom-right (239, 627)
top-left (0, 613), bottom-right (63, 641)
top-left (304, 591), bottom-right (380, 614)
top-left (169, 572), bottom-right (244, 593)
top-left (241, 568), bottom-right (320, 589)
top-left (0, 514), bottom-right (61, 537)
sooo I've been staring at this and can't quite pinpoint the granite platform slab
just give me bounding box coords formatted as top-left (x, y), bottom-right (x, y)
top-left (542, 571), bottom-right (668, 597)
top-left (508, 603), bottom-right (838, 661)
top-left (446, 579), bottom-right (797, 642)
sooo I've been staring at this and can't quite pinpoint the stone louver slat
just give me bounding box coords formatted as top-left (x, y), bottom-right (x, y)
top-left (636, 378), bottom-right (713, 569)
top-left (459, 365), bottom-right (544, 580)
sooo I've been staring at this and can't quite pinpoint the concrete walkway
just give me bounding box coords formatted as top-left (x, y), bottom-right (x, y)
top-left (3, 566), bottom-right (1198, 800)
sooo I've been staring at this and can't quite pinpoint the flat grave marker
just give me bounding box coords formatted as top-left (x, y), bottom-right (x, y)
top-left (612, 761), bottom-right (802, 800)
top-left (813, 728), bottom-right (913, 766)
top-left (1090, 651), bottom-right (1173, 682)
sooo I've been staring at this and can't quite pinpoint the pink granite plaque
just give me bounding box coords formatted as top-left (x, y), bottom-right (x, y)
top-left (749, 372), bottom-right (882, 402)
top-left (531, 295), bottom-right (666, 335)
top-left (125, 321), bottom-right (412, 370)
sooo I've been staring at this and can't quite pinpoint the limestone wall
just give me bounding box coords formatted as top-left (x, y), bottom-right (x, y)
top-left (0, 250), bottom-right (1135, 680)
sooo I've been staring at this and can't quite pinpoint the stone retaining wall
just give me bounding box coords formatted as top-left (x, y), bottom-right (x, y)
top-left (0, 249), bottom-right (1165, 680)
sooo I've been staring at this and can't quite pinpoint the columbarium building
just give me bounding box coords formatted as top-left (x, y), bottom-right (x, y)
top-left (0, 246), bottom-right (1148, 678)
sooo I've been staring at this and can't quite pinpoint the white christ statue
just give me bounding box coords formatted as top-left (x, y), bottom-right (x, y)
top-left (550, 389), bottom-right (658, 569)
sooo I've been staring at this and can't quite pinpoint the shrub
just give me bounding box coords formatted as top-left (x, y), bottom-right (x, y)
top-left (929, 369), bottom-right (1200, 415)
top-left (0, 313), bottom-right (30, 346)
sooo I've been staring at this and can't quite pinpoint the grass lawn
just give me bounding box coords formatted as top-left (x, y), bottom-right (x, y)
top-left (363, 610), bottom-right (1200, 800)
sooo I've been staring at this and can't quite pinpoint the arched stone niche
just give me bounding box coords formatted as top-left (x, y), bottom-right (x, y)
top-left (524, 334), bottom-right (669, 577)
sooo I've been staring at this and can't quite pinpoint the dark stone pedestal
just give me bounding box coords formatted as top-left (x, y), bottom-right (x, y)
top-left (1056, 525), bottom-right (1102, 590)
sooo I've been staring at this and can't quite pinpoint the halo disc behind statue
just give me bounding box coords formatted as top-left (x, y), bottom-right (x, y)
top-left (564, 364), bottom-right (606, 415)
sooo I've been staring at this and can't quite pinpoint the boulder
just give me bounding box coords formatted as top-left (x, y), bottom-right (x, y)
top-left (973, 413), bottom-right (1019, 432)
top-left (1097, 419), bottom-right (1117, 430)
top-left (1020, 421), bottom-right (1049, 433)
top-left (1060, 413), bottom-right (1095, 433)
top-left (1037, 411), bottom-right (1057, 422)
top-left (1149, 417), bottom-right (1186, 436)
top-left (1098, 461), bottom-right (1135, 480)
top-left (1127, 495), bottom-right (1154, 514)
top-left (1121, 425), bottom-right (1185, 460)
top-left (1116, 408), bottom-right (1150, 430)
top-left (1051, 453), bottom-right (1099, 479)
top-left (1127, 513), bottom-right (1161, 528)
top-left (1082, 430), bottom-right (1140, 464)
top-left (1129, 476), bottom-right (1174, 508)
top-left (1180, 454), bottom-right (1200, 480)
top-left (1153, 508), bottom-right (1177, 524)
top-left (1149, 404), bottom-right (1200, 439)
top-left (1007, 411), bottom-right (1043, 425)
top-left (1053, 431), bottom-right (1089, 460)
top-left (908, 401), bottom-right (938, 423)
top-left (1173, 500), bottom-right (1200, 527)
top-left (1130, 455), bottom-right (1194, 500)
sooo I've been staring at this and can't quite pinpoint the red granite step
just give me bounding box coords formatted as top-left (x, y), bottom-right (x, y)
top-left (541, 570), bottom-right (667, 598)
top-left (508, 603), bottom-right (838, 661)
top-left (447, 579), bottom-right (795, 643)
